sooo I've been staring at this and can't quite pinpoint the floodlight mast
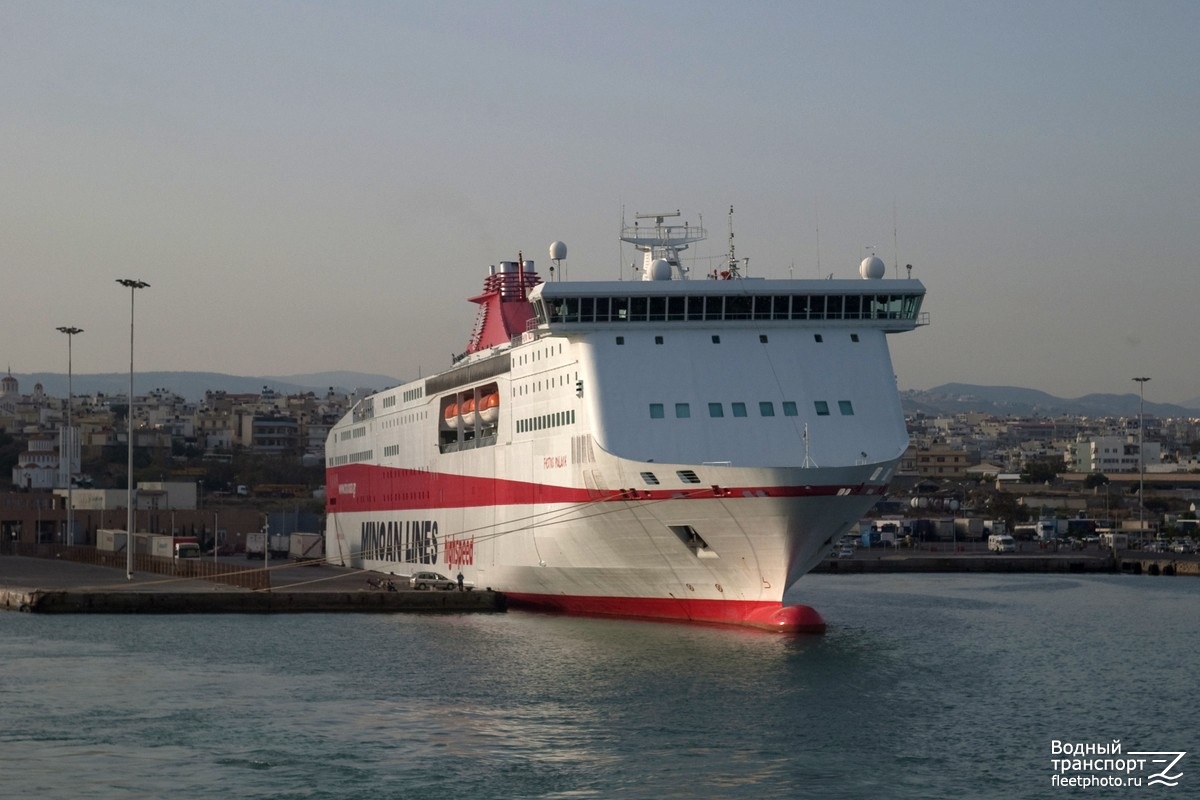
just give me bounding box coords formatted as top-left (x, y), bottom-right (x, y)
top-left (117, 279), bottom-right (149, 579)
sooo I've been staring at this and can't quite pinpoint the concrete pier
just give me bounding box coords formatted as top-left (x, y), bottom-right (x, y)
top-left (813, 552), bottom-right (1115, 574)
top-left (0, 555), bottom-right (506, 615)
top-left (813, 548), bottom-right (1200, 577)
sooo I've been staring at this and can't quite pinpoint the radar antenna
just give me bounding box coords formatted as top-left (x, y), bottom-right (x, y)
top-left (621, 208), bottom-right (705, 280)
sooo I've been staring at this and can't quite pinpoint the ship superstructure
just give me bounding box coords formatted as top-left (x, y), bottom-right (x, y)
top-left (325, 209), bottom-right (926, 631)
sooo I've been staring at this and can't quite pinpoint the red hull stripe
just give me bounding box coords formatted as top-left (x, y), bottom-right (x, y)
top-left (504, 592), bottom-right (826, 633)
top-left (326, 464), bottom-right (882, 513)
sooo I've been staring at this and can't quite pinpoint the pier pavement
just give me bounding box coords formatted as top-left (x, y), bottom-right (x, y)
top-left (0, 555), bottom-right (505, 614)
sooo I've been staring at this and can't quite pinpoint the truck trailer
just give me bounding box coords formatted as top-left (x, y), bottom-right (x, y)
top-left (289, 532), bottom-right (324, 564)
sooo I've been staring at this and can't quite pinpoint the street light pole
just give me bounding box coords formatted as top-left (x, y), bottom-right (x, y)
top-left (118, 279), bottom-right (149, 579)
top-left (1133, 377), bottom-right (1150, 540)
top-left (56, 326), bottom-right (83, 546)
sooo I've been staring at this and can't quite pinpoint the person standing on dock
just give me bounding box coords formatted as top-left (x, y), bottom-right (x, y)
top-left (457, 571), bottom-right (465, 591)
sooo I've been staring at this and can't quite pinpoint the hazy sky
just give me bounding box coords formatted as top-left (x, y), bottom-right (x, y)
top-left (4, 1), bottom-right (1198, 403)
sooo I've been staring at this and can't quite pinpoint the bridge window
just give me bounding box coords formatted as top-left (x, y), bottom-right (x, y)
top-left (675, 403), bottom-right (691, 418)
top-left (630, 296), bottom-right (648, 321)
top-left (731, 402), bottom-right (747, 418)
top-left (705, 296), bottom-right (723, 319)
top-left (650, 403), bottom-right (665, 419)
top-left (759, 402), bottom-right (775, 417)
top-left (708, 402), bottom-right (724, 418)
top-left (772, 296), bottom-right (790, 319)
top-left (667, 296), bottom-right (686, 321)
top-left (815, 401), bottom-right (830, 416)
top-left (753, 295), bottom-right (773, 320)
top-left (727, 296), bottom-right (751, 320)
top-left (839, 400), bottom-right (855, 416)
top-left (649, 296), bottom-right (666, 321)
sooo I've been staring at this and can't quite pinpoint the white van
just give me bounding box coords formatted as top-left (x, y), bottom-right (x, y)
top-left (988, 534), bottom-right (1016, 553)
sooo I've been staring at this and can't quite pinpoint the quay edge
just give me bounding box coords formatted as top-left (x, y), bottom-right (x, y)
top-left (5, 587), bottom-right (507, 614)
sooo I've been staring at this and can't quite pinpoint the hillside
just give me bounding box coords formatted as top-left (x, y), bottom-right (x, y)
top-left (904, 384), bottom-right (1198, 417)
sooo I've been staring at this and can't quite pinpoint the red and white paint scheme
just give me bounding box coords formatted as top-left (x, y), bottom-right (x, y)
top-left (325, 209), bottom-right (927, 632)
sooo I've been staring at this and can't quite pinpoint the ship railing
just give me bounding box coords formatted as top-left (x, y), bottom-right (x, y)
top-left (620, 221), bottom-right (706, 245)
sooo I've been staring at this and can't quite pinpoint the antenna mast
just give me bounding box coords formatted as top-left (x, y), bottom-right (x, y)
top-left (893, 201), bottom-right (899, 279)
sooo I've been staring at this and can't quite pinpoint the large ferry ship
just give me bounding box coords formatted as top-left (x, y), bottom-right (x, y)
top-left (324, 209), bottom-right (926, 632)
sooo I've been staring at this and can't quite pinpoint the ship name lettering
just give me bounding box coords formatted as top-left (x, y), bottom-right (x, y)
top-left (543, 455), bottom-right (567, 469)
top-left (359, 519), bottom-right (440, 565)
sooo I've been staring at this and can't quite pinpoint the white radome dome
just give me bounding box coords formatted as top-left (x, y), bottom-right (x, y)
top-left (860, 255), bottom-right (886, 280)
top-left (646, 258), bottom-right (672, 281)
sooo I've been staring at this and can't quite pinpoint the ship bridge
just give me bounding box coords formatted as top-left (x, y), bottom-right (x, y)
top-left (528, 279), bottom-right (927, 334)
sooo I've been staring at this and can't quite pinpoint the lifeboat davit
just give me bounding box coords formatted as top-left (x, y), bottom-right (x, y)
top-left (478, 392), bottom-right (500, 424)
top-left (442, 402), bottom-right (459, 430)
top-left (459, 396), bottom-right (477, 427)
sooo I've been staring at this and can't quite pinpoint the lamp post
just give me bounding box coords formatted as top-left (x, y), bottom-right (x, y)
top-left (1133, 377), bottom-right (1150, 540)
top-left (56, 326), bottom-right (83, 546)
top-left (118, 278), bottom-right (150, 579)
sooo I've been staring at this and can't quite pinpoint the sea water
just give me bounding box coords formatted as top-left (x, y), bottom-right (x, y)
top-left (1, 574), bottom-right (1195, 799)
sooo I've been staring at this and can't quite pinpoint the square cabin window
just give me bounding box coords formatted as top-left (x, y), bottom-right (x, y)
top-left (650, 403), bottom-right (665, 419)
top-left (731, 402), bottom-right (748, 418)
top-left (782, 401), bottom-right (798, 416)
top-left (708, 402), bottom-right (724, 418)
top-left (815, 401), bottom-right (830, 416)
top-left (839, 400), bottom-right (855, 416)
top-left (759, 401), bottom-right (775, 417)
top-left (675, 403), bottom-right (691, 418)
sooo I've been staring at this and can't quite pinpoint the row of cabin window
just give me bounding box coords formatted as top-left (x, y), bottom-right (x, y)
top-left (327, 449), bottom-right (374, 467)
top-left (517, 409), bottom-right (576, 433)
top-left (649, 400), bottom-right (854, 419)
top-left (536, 294), bottom-right (921, 324)
top-left (616, 333), bottom-right (856, 345)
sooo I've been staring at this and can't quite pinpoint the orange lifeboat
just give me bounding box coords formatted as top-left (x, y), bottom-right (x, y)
top-left (478, 392), bottom-right (500, 424)
top-left (459, 396), bottom-right (477, 427)
top-left (442, 401), bottom-right (459, 430)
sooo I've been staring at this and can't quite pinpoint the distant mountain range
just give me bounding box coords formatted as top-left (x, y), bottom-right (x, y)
top-left (904, 384), bottom-right (1200, 417)
top-left (9, 371), bottom-right (402, 402)
top-left (7, 372), bottom-right (1198, 416)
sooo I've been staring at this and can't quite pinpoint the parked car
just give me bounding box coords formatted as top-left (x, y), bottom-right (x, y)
top-left (409, 571), bottom-right (458, 591)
